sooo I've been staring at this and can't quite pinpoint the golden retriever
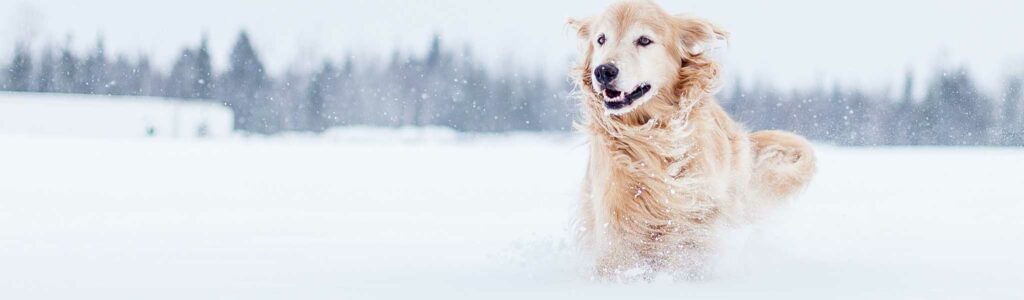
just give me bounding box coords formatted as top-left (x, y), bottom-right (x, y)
top-left (568, 0), bottom-right (817, 281)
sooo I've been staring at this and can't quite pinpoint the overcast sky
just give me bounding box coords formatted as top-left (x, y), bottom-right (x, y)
top-left (3, 0), bottom-right (1024, 93)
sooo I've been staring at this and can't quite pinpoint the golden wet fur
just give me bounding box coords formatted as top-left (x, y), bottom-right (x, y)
top-left (569, 0), bottom-right (816, 280)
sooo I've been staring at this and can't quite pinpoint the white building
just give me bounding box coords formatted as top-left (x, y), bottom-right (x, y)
top-left (0, 92), bottom-right (234, 139)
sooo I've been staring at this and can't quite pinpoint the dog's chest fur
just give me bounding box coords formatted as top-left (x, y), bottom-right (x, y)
top-left (581, 103), bottom-right (752, 251)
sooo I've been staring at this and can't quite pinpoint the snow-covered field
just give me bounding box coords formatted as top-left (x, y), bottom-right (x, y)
top-left (1, 129), bottom-right (1023, 299)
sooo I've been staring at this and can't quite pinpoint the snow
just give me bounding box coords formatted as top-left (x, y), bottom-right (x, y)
top-left (1, 130), bottom-right (1023, 299)
top-left (0, 92), bottom-right (233, 139)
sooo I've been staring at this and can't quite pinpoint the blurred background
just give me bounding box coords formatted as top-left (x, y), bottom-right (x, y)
top-left (1, 0), bottom-right (1022, 145)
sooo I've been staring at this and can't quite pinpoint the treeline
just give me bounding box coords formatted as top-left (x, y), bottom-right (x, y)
top-left (0, 32), bottom-right (575, 134)
top-left (2, 31), bottom-right (1023, 146)
top-left (723, 70), bottom-right (1024, 146)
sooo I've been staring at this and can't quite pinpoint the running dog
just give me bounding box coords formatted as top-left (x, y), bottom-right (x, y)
top-left (568, 0), bottom-right (817, 280)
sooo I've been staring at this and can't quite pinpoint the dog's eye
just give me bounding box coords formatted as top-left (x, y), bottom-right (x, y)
top-left (597, 34), bottom-right (606, 46)
top-left (636, 36), bottom-right (653, 47)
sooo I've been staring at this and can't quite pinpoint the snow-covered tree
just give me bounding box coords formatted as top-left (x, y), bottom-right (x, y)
top-left (166, 49), bottom-right (196, 98)
top-left (886, 72), bottom-right (917, 145)
top-left (5, 43), bottom-right (33, 92)
top-left (194, 37), bottom-right (213, 99)
top-left (35, 48), bottom-right (55, 93)
top-left (55, 45), bottom-right (78, 94)
top-left (221, 31), bottom-right (272, 133)
top-left (305, 61), bottom-right (337, 132)
top-left (1000, 76), bottom-right (1023, 146)
top-left (917, 67), bottom-right (993, 146)
top-left (78, 39), bottom-right (108, 94)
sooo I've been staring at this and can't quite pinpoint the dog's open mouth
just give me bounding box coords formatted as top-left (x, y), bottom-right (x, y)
top-left (602, 83), bottom-right (652, 110)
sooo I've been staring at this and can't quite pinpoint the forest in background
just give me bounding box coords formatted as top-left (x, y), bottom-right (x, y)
top-left (2, 31), bottom-right (1022, 146)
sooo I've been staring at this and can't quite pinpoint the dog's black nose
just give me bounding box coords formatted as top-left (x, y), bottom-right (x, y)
top-left (594, 64), bottom-right (618, 85)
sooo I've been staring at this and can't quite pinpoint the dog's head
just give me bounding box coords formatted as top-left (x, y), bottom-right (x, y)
top-left (569, 0), bottom-right (726, 118)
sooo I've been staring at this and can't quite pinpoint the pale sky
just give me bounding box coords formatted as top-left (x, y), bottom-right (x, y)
top-left (3, 0), bottom-right (1024, 94)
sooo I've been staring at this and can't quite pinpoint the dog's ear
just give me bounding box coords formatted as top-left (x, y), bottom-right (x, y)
top-left (566, 17), bottom-right (593, 41)
top-left (673, 14), bottom-right (728, 56)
